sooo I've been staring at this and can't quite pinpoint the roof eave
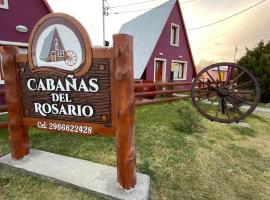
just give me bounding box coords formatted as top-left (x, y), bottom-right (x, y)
top-left (42, 0), bottom-right (53, 13)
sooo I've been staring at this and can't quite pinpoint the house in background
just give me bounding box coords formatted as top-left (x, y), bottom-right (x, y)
top-left (119, 0), bottom-right (196, 86)
top-left (197, 65), bottom-right (228, 82)
top-left (0, 0), bottom-right (52, 104)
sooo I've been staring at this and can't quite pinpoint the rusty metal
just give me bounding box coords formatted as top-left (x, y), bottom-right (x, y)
top-left (191, 62), bottom-right (260, 123)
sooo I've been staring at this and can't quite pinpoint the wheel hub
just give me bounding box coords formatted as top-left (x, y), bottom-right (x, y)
top-left (217, 87), bottom-right (229, 97)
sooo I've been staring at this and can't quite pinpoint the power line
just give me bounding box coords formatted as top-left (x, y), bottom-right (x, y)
top-left (110, 0), bottom-right (160, 9)
top-left (188, 0), bottom-right (266, 31)
top-left (181, 0), bottom-right (196, 4)
top-left (110, 7), bottom-right (153, 14)
top-left (109, 0), bottom-right (197, 14)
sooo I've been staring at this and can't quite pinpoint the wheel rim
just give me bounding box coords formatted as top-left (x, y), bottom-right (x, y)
top-left (64, 50), bottom-right (77, 66)
top-left (191, 62), bottom-right (260, 123)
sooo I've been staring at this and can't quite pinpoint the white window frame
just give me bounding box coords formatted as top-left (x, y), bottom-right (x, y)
top-left (153, 58), bottom-right (167, 83)
top-left (170, 23), bottom-right (180, 46)
top-left (171, 60), bottom-right (187, 81)
top-left (58, 50), bottom-right (64, 57)
top-left (0, 0), bottom-right (9, 9)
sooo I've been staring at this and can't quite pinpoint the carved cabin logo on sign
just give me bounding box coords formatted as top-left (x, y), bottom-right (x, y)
top-left (18, 13), bottom-right (115, 135)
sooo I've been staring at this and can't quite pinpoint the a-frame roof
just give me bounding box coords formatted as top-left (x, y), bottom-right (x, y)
top-left (119, 0), bottom-right (196, 79)
top-left (40, 28), bottom-right (65, 60)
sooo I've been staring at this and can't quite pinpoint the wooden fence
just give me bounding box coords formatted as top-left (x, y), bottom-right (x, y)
top-left (135, 81), bottom-right (192, 107)
top-left (0, 81), bottom-right (194, 130)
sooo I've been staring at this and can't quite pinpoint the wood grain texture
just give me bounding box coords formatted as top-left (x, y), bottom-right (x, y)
top-left (18, 59), bottom-right (112, 127)
top-left (0, 104), bottom-right (7, 112)
top-left (113, 34), bottom-right (137, 190)
top-left (2, 46), bottom-right (30, 159)
top-left (0, 89), bottom-right (5, 97)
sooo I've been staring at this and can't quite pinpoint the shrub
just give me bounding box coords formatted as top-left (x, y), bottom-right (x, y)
top-left (174, 101), bottom-right (203, 134)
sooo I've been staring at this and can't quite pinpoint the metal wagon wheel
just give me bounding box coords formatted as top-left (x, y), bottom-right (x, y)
top-left (191, 62), bottom-right (260, 123)
top-left (64, 50), bottom-right (77, 66)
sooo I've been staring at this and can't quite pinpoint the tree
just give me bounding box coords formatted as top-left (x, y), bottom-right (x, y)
top-left (238, 40), bottom-right (270, 103)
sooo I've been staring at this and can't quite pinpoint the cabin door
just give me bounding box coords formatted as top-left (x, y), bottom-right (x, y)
top-left (154, 59), bottom-right (166, 82)
top-left (51, 51), bottom-right (56, 62)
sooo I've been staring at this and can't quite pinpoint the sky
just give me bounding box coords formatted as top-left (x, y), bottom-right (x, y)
top-left (47, 0), bottom-right (270, 65)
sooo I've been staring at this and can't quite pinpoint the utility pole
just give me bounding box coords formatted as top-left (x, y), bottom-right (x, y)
top-left (234, 45), bottom-right (238, 62)
top-left (102, 0), bottom-right (109, 46)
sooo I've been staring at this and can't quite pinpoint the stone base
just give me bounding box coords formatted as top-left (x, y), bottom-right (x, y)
top-left (0, 149), bottom-right (150, 200)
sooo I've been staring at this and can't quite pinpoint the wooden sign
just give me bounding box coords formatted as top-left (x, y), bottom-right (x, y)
top-left (2, 13), bottom-right (136, 190)
top-left (19, 13), bottom-right (116, 136)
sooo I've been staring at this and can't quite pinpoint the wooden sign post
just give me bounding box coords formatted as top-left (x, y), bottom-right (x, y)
top-left (2, 13), bottom-right (136, 191)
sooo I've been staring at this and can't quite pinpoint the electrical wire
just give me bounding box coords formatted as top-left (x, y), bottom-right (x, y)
top-left (109, 0), bottom-right (197, 14)
top-left (188, 0), bottom-right (266, 31)
top-left (110, 7), bottom-right (154, 14)
top-left (110, 0), bottom-right (161, 8)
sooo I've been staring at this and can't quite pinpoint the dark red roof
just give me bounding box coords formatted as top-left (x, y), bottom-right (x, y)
top-left (0, 0), bottom-right (52, 45)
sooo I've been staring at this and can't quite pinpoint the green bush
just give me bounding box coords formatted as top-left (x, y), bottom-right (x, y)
top-left (174, 101), bottom-right (203, 134)
top-left (238, 40), bottom-right (270, 103)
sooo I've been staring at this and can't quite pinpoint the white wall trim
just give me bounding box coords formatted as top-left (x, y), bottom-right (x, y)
top-left (154, 58), bottom-right (167, 83)
top-left (0, 0), bottom-right (9, 9)
top-left (0, 40), bottom-right (28, 47)
top-left (171, 60), bottom-right (188, 81)
top-left (170, 23), bottom-right (180, 47)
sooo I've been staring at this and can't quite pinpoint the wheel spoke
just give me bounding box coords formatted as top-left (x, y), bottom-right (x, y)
top-left (225, 97), bottom-right (243, 115)
top-left (232, 80), bottom-right (253, 90)
top-left (215, 101), bottom-right (220, 118)
top-left (206, 71), bottom-right (219, 88)
top-left (226, 104), bottom-right (231, 120)
top-left (226, 71), bottom-right (245, 88)
top-left (201, 96), bottom-right (219, 113)
top-left (217, 66), bottom-right (223, 86)
top-left (227, 94), bottom-right (253, 106)
top-left (198, 79), bottom-right (218, 91)
top-left (229, 91), bottom-right (256, 95)
top-left (224, 65), bottom-right (232, 86)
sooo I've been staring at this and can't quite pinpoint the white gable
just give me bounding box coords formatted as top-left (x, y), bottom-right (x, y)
top-left (119, 0), bottom-right (175, 79)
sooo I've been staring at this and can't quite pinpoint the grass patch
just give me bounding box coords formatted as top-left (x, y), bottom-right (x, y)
top-left (1, 101), bottom-right (270, 199)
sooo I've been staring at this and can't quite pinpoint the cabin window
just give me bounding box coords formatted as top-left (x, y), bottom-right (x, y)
top-left (58, 50), bottom-right (65, 57)
top-left (170, 23), bottom-right (179, 46)
top-left (54, 39), bottom-right (59, 50)
top-left (171, 61), bottom-right (187, 81)
top-left (0, 0), bottom-right (9, 9)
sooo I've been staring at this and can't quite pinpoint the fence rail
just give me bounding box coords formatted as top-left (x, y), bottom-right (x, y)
top-left (0, 81), bottom-right (195, 128)
top-left (135, 81), bottom-right (192, 106)
top-left (135, 81), bottom-right (192, 88)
